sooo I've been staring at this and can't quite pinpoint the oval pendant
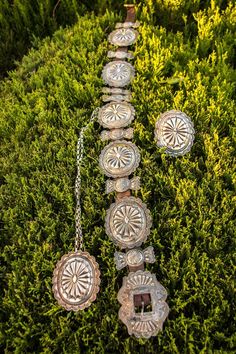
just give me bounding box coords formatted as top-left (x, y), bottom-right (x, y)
top-left (105, 196), bottom-right (152, 249)
top-left (52, 251), bottom-right (100, 311)
top-left (99, 140), bottom-right (140, 178)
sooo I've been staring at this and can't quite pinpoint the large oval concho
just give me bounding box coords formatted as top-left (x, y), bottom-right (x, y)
top-left (99, 140), bottom-right (140, 178)
top-left (52, 251), bottom-right (100, 311)
top-left (105, 196), bottom-right (152, 249)
top-left (117, 270), bottom-right (169, 338)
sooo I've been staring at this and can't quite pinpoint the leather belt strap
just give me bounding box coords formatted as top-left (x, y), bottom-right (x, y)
top-left (124, 4), bottom-right (136, 23)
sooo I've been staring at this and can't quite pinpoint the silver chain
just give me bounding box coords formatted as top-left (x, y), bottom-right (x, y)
top-left (74, 108), bottom-right (99, 252)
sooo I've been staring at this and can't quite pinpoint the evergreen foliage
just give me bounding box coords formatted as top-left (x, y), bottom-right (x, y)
top-left (0, 1), bottom-right (235, 352)
top-left (0, 0), bottom-right (121, 77)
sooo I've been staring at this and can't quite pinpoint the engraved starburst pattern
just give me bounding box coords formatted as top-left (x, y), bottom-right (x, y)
top-left (106, 145), bottom-right (132, 169)
top-left (109, 62), bottom-right (130, 81)
top-left (105, 197), bottom-right (152, 249)
top-left (113, 204), bottom-right (143, 239)
top-left (61, 258), bottom-right (92, 301)
top-left (99, 141), bottom-right (140, 178)
top-left (52, 251), bottom-right (100, 311)
top-left (108, 28), bottom-right (138, 46)
top-left (98, 102), bottom-right (135, 129)
top-left (102, 61), bottom-right (135, 87)
top-left (155, 110), bottom-right (195, 156)
top-left (162, 117), bottom-right (189, 147)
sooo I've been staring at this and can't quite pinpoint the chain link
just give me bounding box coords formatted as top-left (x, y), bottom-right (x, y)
top-left (74, 108), bottom-right (99, 252)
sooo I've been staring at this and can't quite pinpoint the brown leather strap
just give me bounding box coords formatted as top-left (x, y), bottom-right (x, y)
top-left (124, 4), bottom-right (136, 23)
top-left (134, 293), bottom-right (151, 307)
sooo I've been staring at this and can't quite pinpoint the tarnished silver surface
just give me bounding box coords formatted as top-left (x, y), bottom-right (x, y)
top-left (102, 61), bottom-right (135, 87)
top-left (118, 270), bottom-right (169, 338)
top-left (155, 110), bottom-right (195, 156)
top-left (107, 50), bottom-right (134, 59)
top-left (108, 28), bottom-right (138, 46)
top-left (102, 94), bottom-right (131, 103)
top-left (98, 102), bottom-right (135, 129)
top-left (105, 197), bottom-right (152, 249)
top-left (106, 176), bottom-right (140, 194)
top-left (99, 140), bottom-right (140, 178)
top-left (52, 251), bottom-right (100, 311)
top-left (102, 87), bottom-right (131, 95)
top-left (115, 21), bottom-right (140, 29)
top-left (101, 128), bottom-right (133, 141)
top-left (114, 246), bottom-right (155, 270)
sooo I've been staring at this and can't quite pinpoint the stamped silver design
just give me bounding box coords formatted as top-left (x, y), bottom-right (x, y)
top-left (115, 21), bottom-right (140, 29)
top-left (108, 28), bottom-right (138, 46)
top-left (98, 102), bottom-right (135, 129)
top-left (118, 271), bottom-right (169, 338)
top-left (106, 176), bottom-right (140, 194)
top-left (102, 94), bottom-right (132, 103)
top-left (101, 128), bottom-right (133, 141)
top-left (102, 61), bottom-right (135, 87)
top-left (107, 50), bottom-right (134, 59)
top-left (105, 197), bottom-right (152, 249)
top-left (155, 110), bottom-right (195, 156)
top-left (114, 246), bottom-right (155, 270)
top-left (102, 88), bottom-right (131, 95)
top-left (99, 140), bottom-right (140, 178)
top-left (52, 251), bottom-right (100, 311)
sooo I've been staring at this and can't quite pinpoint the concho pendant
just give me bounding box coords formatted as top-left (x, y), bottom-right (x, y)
top-left (118, 270), bottom-right (169, 338)
top-left (155, 110), bottom-right (195, 156)
top-left (105, 196), bottom-right (152, 249)
top-left (102, 61), bottom-right (135, 87)
top-left (99, 140), bottom-right (140, 178)
top-left (52, 251), bottom-right (100, 311)
top-left (108, 28), bottom-right (139, 46)
top-left (98, 102), bottom-right (135, 129)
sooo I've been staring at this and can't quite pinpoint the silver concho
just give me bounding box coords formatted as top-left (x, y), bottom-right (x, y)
top-left (100, 128), bottom-right (133, 141)
top-left (99, 140), bottom-right (140, 178)
top-left (118, 271), bottom-right (169, 338)
top-left (115, 21), bottom-right (140, 29)
top-left (52, 251), bottom-right (100, 311)
top-left (108, 28), bottom-right (138, 46)
top-left (107, 50), bottom-right (134, 59)
top-left (102, 87), bottom-right (131, 95)
top-left (98, 102), bottom-right (135, 129)
top-left (102, 61), bottom-right (135, 87)
top-left (106, 176), bottom-right (140, 194)
top-left (155, 110), bottom-right (195, 156)
top-left (105, 197), bottom-right (152, 249)
top-left (114, 246), bottom-right (155, 270)
top-left (102, 94), bottom-right (132, 103)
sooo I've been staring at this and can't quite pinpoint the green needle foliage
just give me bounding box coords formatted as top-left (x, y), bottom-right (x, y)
top-left (0, 1), bottom-right (235, 353)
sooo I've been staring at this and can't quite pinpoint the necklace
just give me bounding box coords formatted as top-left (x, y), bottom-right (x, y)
top-left (52, 109), bottom-right (100, 311)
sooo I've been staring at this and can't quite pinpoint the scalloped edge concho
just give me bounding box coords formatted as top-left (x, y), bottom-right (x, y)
top-left (99, 140), bottom-right (140, 178)
top-left (52, 251), bottom-right (100, 311)
top-left (105, 196), bottom-right (152, 249)
top-left (98, 101), bottom-right (135, 129)
top-left (108, 28), bottom-right (139, 46)
top-left (102, 61), bottom-right (135, 87)
top-left (155, 110), bottom-right (195, 156)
